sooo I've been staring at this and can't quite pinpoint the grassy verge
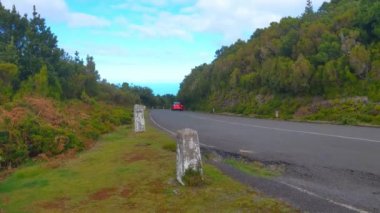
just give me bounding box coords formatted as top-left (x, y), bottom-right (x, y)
top-left (0, 122), bottom-right (294, 212)
top-left (225, 158), bottom-right (282, 178)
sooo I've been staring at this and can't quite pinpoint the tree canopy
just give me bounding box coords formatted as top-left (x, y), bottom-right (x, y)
top-left (178, 0), bottom-right (380, 112)
top-left (0, 3), bottom-right (172, 107)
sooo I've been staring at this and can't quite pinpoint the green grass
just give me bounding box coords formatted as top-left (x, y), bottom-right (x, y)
top-left (0, 122), bottom-right (294, 212)
top-left (225, 158), bottom-right (282, 178)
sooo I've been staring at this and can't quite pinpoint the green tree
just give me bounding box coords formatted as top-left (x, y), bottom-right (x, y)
top-left (305, 0), bottom-right (314, 15)
top-left (349, 44), bottom-right (370, 79)
top-left (19, 6), bottom-right (59, 81)
top-left (0, 38), bottom-right (19, 64)
top-left (83, 55), bottom-right (100, 96)
top-left (292, 55), bottom-right (312, 93)
top-left (18, 65), bottom-right (50, 97)
top-left (0, 63), bottom-right (18, 103)
top-left (229, 68), bottom-right (240, 88)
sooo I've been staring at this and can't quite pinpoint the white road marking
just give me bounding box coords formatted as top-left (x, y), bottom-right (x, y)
top-left (278, 181), bottom-right (368, 213)
top-left (149, 114), bottom-right (176, 136)
top-left (200, 143), bottom-right (216, 148)
top-left (151, 112), bottom-right (370, 212)
top-left (150, 114), bottom-right (216, 148)
top-left (239, 149), bottom-right (255, 154)
top-left (187, 115), bottom-right (380, 144)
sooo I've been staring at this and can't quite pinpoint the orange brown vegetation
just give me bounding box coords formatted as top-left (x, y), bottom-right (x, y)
top-left (24, 97), bottom-right (63, 126)
top-left (0, 107), bottom-right (29, 125)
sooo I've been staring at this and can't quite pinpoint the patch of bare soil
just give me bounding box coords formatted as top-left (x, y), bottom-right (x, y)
top-left (89, 188), bottom-right (117, 201)
top-left (124, 154), bottom-right (147, 163)
top-left (119, 187), bottom-right (133, 198)
top-left (39, 197), bottom-right (70, 210)
top-left (147, 179), bottom-right (166, 194)
top-left (124, 149), bottom-right (158, 163)
top-left (1, 196), bottom-right (10, 205)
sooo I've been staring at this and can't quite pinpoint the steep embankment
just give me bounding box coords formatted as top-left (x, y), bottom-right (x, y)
top-left (178, 0), bottom-right (380, 125)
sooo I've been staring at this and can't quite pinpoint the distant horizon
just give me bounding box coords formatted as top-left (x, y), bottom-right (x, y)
top-left (116, 82), bottom-right (180, 96)
top-left (135, 82), bottom-right (180, 96)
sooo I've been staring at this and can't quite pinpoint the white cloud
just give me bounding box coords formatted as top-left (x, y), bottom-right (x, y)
top-left (1, 0), bottom-right (110, 28)
top-left (1, 0), bottom-right (67, 21)
top-left (111, 2), bottom-right (159, 13)
top-left (68, 13), bottom-right (110, 28)
top-left (115, 0), bottom-right (329, 42)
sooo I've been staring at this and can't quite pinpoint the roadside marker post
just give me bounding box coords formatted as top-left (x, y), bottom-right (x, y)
top-left (176, 128), bottom-right (203, 185)
top-left (134, 104), bottom-right (146, 133)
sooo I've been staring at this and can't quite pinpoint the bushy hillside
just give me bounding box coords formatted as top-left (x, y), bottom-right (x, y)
top-left (0, 4), bottom-right (177, 169)
top-left (178, 0), bottom-right (380, 124)
top-left (0, 97), bottom-right (132, 169)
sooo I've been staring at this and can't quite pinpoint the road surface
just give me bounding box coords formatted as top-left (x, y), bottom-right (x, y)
top-left (150, 110), bottom-right (380, 212)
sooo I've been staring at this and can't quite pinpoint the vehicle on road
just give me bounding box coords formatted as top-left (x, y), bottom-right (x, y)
top-left (171, 101), bottom-right (184, 111)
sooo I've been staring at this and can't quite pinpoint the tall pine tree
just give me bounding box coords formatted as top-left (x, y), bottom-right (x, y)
top-left (304, 0), bottom-right (314, 16)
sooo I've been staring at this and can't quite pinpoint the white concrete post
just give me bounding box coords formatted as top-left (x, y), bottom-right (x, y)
top-left (134, 104), bottom-right (146, 133)
top-left (275, 110), bottom-right (279, 118)
top-left (176, 128), bottom-right (203, 185)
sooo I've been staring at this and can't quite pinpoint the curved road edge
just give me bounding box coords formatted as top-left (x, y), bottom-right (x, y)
top-left (149, 111), bottom-right (368, 213)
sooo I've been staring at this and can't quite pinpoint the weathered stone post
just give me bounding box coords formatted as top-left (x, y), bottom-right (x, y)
top-left (134, 104), bottom-right (146, 133)
top-left (176, 128), bottom-right (203, 185)
top-left (275, 110), bottom-right (279, 118)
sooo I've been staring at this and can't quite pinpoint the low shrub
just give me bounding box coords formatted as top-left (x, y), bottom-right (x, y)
top-left (0, 130), bottom-right (28, 169)
top-left (183, 169), bottom-right (204, 187)
top-left (339, 116), bottom-right (358, 125)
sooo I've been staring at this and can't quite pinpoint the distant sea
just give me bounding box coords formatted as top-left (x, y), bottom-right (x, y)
top-left (131, 83), bottom-right (180, 96)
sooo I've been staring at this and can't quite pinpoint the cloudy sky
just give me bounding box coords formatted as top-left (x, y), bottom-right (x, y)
top-left (2, 0), bottom-right (329, 95)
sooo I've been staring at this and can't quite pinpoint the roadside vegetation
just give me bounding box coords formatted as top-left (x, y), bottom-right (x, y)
top-left (0, 96), bottom-right (132, 169)
top-left (178, 0), bottom-right (380, 126)
top-left (224, 158), bottom-right (282, 179)
top-left (0, 3), bottom-right (176, 170)
top-left (0, 123), bottom-right (295, 212)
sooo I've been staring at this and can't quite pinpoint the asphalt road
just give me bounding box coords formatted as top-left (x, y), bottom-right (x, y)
top-left (150, 109), bottom-right (380, 212)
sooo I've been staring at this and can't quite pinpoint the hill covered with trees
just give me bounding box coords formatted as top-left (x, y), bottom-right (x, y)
top-left (178, 0), bottom-right (380, 125)
top-left (0, 4), bottom-right (173, 169)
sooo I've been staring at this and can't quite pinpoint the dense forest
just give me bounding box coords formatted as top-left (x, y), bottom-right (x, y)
top-left (178, 0), bottom-right (380, 125)
top-left (0, 4), bottom-right (173, 169)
